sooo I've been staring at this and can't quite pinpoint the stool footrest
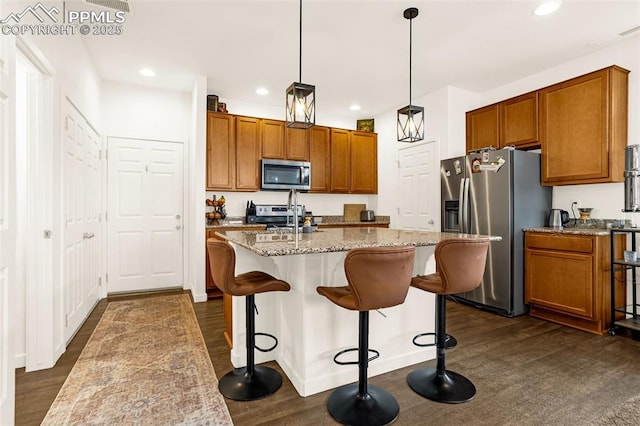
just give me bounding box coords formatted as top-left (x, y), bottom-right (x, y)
top-left (412, 332), bottom-right (458, 349)
top-left (333, 347), bottom-right (380, 365)
top-left (254, 332), bottom-right (278, 353)
top-left (412, 332), bottom-right (436, 347)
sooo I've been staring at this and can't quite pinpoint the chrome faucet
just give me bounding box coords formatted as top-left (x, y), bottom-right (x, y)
top-left (287, 188), bottom-right (299, 238)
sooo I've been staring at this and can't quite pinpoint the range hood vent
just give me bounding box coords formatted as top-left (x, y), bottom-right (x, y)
top-left (83, 0), bottom-right (131, 14)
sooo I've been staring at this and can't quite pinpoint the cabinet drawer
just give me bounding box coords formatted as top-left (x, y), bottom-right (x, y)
top-left (526, 234), bottom-right (593, 253)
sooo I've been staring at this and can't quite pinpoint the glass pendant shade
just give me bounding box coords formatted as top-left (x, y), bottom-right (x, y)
top-left (286, 82), bottom-right (315, 129)
top-left (397, 104), bottom-right (424, 142)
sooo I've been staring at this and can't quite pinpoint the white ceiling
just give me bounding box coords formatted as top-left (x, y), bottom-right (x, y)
top-left (80, 0), bottom-right (640, 119)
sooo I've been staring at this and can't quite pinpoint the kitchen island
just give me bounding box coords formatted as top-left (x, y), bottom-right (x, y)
top-left (215, 227), bottom-right (499, 397)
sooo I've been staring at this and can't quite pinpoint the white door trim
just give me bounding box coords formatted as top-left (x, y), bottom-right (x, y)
top-left (0, 26), bottom-right (16, 424)
top-left (16, 37), bottom-right (59, 372)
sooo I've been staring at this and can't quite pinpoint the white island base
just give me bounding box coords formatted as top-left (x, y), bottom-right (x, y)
top-left (229, 244), bottom-right (437, 397)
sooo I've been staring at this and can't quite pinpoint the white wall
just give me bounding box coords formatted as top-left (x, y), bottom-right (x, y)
top-left (374, 85), bottom-right (477, 228)
top-left (102, 81), bottom-right (191, 141)
top-left (190, 77), bottom-right (208, 302)
top-left (22, 34), bottom-right (102, 128)
top-left (220, 97), bottom-right (354, 130)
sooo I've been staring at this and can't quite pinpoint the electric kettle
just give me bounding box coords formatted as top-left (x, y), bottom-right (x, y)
top-left (548, 209), bottom-right (570, 228)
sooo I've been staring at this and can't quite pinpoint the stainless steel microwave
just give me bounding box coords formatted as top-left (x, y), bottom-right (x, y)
top-left (261, 159), bottom-right (311, 191)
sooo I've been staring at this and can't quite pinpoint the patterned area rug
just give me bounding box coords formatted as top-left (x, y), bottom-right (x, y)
top-left (42, 294), bottom-right (233, 425)
top-left (590, 394), bottom-right (640, 425)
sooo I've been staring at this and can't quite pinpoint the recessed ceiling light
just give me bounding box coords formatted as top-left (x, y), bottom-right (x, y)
top-left (350, 105), bottom-right (361, 111)
top-left (139, 68), bottom-right (156, 77)
top-left (256, 87), bottom-right (269, 96)
top-left (534, 1), bottom-right (561, 16)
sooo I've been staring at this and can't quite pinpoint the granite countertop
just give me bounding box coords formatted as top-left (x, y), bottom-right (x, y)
top-left (523, 227), bottom-right (611, 236)
top-left (206, 215), bottom-right (391, 229)
top-left (214, 228), bottom-right (500, 257)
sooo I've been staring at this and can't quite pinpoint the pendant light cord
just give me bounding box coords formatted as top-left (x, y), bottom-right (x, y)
top-left (299, 0), bottom-right (303, 83)
top-left (409, 14), bottom-right (412, 108)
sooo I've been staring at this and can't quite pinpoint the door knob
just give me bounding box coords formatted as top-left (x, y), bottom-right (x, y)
top-left (176, 225), bottom-right (181, 230)
top-left (428, 219), bottom-right (434, 225)
top-left (175, 214), bottom-right (181, 219)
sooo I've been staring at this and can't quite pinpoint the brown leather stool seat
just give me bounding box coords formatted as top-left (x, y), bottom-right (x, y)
top-left (407, 238), bottom-right (489, 404)
top-left (317, 246), bottom-right (416, 426)
top-left (207, 240), bottom-right (290, 401)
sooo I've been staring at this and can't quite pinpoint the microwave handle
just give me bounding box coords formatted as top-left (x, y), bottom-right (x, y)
top-left (300, 166), bottom-right (304, 184)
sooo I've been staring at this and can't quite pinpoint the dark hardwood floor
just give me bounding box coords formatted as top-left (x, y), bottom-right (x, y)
top-left (15, 292), bottom-right (640, 425)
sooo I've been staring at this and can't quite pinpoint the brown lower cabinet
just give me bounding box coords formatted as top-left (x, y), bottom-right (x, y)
top-left (524, 231), bottom-right (625, 335)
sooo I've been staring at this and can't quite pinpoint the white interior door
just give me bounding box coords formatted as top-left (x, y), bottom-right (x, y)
top-left (398, 140), bottom-right (439, 231)
top-left (107, 137), bottom-right (184, 294)
top-left (62, 100), bottom-right (101, 343)
top-left (0, 27), bottom-right (16, 424)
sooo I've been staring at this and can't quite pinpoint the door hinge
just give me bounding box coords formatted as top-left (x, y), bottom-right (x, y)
top-left (105, 211), bottom-right (108, 221)
top-left (105, 149), bottom-right (108, 160)
top-left (98, 277), bottom-right (102, 287)
top-left (65, 314), bottom-right (68, 327)
top-left (99, 150), bottom-right (102, 160)
top-left (106, 273), bottom-right (108, 282)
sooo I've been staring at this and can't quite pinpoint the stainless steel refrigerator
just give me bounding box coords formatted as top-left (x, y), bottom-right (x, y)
top-left (441, 148), bottom-right (551, 317)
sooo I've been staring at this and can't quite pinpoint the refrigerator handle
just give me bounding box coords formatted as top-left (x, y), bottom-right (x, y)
top-left (462, 177), bottom-right (470, 233)
top-left (458, 177), bottom-right (465, 233)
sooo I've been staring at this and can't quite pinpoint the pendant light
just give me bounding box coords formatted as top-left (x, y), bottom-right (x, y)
top-left (397, 7), bottom-right (424, 142)
top-left (286, 0), bottom-right (315, 128)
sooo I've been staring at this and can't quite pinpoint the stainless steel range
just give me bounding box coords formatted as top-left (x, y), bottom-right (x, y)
top-left (246, 204), bottom-right (305, 227)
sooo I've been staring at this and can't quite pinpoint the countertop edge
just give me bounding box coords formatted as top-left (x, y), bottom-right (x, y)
top-left (215, 229), bottom-right (500, 257)
top-left (523, 227), bottom-right (610, 236)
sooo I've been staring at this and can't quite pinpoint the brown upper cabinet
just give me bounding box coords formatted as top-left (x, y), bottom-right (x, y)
top-left (235, 116), bottom-right (261, 191)
top-left (206, 112), bottom-right (235, 190)
top-left (350, 131), bottom-right (378, 194)
top-left (255, 118), bottom-right (311, 161)
top-left (500, 92), bottom-right (539, 149)
top-left (330, 129), bottom-right (378, 194)
top-left (465, 65), bottom-right (629, 187)
top-left (330, 128), bottom-right (351, 193)
top-left (466, 92), bottom-right (539, 153)
top-left (285, 127), bottom-right (310, 161)
top-left (261, 119), bottom-right (286, 159)
top-left (308, 126), bottom-right (331, 192)
top-left (540, 66), bottom-right (629, 186)
top-left (206, 112), bottom-right (377, 194)
top-left (466, 104), bottom-right (499, 152)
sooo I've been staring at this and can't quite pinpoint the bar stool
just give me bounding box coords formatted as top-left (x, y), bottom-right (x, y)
top-left (407, 239), bottom-right (489, 404)
top-left (207, 239), bottom-right (291, 401)
top-left (317, 246), bottom-right (416, 426)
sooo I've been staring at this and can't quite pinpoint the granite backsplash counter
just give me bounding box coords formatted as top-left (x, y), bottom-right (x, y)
top-left (523, 218), bottom-right (627, 236)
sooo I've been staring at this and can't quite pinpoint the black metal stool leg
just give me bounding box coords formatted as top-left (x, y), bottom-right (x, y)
top-left (407, 294), bottom-right (476, 404)
top-left (327, 311), bottom-right (399, 426)
top-left (218, 294), bottom-right (283, 401)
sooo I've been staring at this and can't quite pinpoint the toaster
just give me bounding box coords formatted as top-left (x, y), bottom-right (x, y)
top-left (360, 210), bottom-right (375, 222)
